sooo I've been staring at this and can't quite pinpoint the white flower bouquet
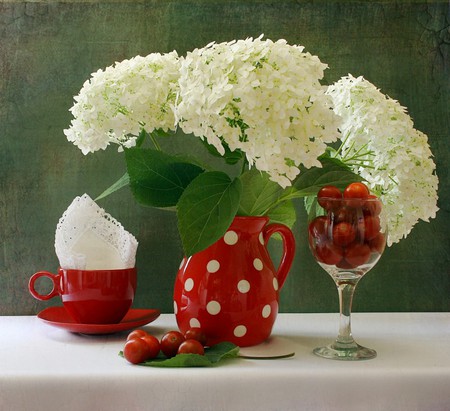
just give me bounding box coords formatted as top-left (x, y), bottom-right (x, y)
top-left (64, 36), bottom-right (439, 255)
top-left (176, 38), bottom-right (340, 187)
top-left (64, 51), bottom-right (180, 153)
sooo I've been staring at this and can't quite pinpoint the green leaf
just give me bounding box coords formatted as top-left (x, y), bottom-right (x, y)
top-left (293, 156), bottom-right (362, 196)
top-left (147, 353), bottom-right (213, 367)
top-left (151, 128), bottom-right (175, 139)
top-left (238, 168), bottom-right (284, 216)
top-left (200, 138), bottom-right (244, 165)
top-left (177, 171), bottom-right (242, 256)
top-left (135, 128), bottom-right (147, 147)
top-left (202, 341), bottom-right (240, 363)
top-left (267, 199), bottom-right (297, 230)
top-left (95, 172), bottom-right (130, 201)
top-left (304, 196), bottom-right (323, 221)
top-left (119, 342), bottom-right (240, 368)
top-left (125, 147), bottom-right (204, 208)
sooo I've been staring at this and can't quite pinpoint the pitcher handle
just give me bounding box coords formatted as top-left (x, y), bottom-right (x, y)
top-left (263, 223), bottom-right (296, 290)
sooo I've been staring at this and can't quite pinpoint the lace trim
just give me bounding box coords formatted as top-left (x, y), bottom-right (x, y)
top-left (55, 194), bottom-right (138, 269)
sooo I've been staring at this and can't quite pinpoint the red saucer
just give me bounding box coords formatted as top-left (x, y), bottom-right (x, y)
top-left (37, 306), bottom-right (160, 335)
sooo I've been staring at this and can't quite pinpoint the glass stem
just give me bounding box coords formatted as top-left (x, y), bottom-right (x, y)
top-left (335, 280), bottom-right (359, 348)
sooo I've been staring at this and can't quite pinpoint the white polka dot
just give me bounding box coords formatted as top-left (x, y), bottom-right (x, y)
top-left (259, 233), bottom-right (264, 245)
top-left (234, 325), bottom-right (247, 338)
top-left (207, 260), bottom-right (220, 273)
top-left (253, 258), bottom-right (263, 271)
top-left (184, 278), bottom-right (194, 292)
top-left (224, 230), bottom-right (238, 245)
top-left (206, 300), bottom-right (221, 315)
top-left (273, 277), bottom-right (279, 291)
top-left (190, 318), bottom-right (201, 328)
top-left (262, 304), bottom-right (271, 318)
top-left (173, 301), bottom-right (178, 315)
top-left (237, 280), bottom-right (250, 293)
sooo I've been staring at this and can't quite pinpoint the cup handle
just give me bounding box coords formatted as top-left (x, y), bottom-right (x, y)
top-left (263, 223), bottom-right (296, 290)
top-left (28, 271), bottom-right (61, 301)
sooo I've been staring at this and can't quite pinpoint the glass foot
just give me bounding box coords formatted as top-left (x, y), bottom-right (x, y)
top-left (313, 342), bottom-right (377, 361)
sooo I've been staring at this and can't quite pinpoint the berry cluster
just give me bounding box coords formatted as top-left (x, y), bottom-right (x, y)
top-left (308, 183), bottom-right (386, 269)
top-left (123, 327), bottom-right (207, 364)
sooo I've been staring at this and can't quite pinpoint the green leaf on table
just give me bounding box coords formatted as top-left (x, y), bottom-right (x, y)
top-left (125, 147), bottom-right (204, 208)
top-left (147, 353), bottom-right (213, 367)
top-left (177, 171), bottom-right (242, 256)
top-left (119, 342), bottom-right (240, 368)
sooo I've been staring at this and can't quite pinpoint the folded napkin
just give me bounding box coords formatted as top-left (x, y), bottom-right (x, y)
top-left (55, 194), bottom-right (138, 270)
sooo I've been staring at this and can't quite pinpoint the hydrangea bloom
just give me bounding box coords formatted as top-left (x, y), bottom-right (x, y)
top-left (64, 52), bottom-right (180, 154)
top-left (176, 36), bottom-right (340, 187)
top-left (326, 74), bottom-right (439, 245)
top-left (63, 40), bottom-right (439, 248)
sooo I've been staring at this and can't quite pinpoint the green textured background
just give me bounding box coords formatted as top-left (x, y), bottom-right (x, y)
top-left (1, 0), bottom-right (449, 315)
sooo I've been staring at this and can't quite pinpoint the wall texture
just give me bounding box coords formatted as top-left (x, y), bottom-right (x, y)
top-left (1, 0), bottom-right (449, 315)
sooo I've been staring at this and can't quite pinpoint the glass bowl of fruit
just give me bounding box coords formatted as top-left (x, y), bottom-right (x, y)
top-left (308, 182), bottom-right (387, 360)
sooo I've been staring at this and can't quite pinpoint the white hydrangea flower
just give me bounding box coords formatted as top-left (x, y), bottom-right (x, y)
top-left (326, 74), bottom-right (439, 245)
top-left (64, 52), bottom-right (180, 154)
top-left (176, 36), bottom-right (340, 187)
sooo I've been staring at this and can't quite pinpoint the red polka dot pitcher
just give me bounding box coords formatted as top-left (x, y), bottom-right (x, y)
top-left (174, 216), bottom-right (296, 347)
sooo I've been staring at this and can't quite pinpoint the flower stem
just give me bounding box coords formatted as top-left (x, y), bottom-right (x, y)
top-left (334, 132), bottom-right (350, 157)
top-left (149, 131), bottom-right (162, 151)
top-left (240, 157), bottom-right (249, 175)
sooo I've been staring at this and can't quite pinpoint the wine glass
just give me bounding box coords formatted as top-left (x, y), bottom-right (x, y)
top-left (308, 194), bottom-right (387, 360)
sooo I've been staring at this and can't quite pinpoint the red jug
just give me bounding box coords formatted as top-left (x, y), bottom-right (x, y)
top-left (174, 216), bottom-right (296, 347)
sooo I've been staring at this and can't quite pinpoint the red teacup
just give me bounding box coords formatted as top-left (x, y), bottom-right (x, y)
top-left (29, 267), bottom-right (137, 324)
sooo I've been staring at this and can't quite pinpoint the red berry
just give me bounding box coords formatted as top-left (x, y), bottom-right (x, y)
top-left (344, 243), bottom-right (371, 268)
top-left (343, 182), bottom-right (370, 207)
top-left (308, 216), bottom-right (329, 245)
top-left (318, 185), bottom-right (342, 210)
top-left (343, 182), bottom-right (370, 199)
top-left (127, 329), bottom-right (148, 341)
top-left (160, 331), bottom-right (185, 358)
top-left (332, 222), bottom-right (356, 247)
top-left (178, 339), bottom-right (205, 355)
top-left (140, 334), bottom-right (161, 360)
top-left (363, 194), bottom-right (382, 216)
top-left (363, 215), bottom-right (381, 241)
top-left (314, 242), bottom-right (344, 266)
top-left (123, 338), bottom-right (150, 364)
top-left (184, 328), bottom-right (207, 346)
top-left (368, 232), bottom-right (386, 254)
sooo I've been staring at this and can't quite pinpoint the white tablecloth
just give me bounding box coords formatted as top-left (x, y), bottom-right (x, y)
top-left (1, 312), bottom-right (449, 411)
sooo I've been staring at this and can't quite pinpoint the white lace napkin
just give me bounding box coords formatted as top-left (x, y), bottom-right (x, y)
top-left (55, 194), bottom-right (138, 270)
